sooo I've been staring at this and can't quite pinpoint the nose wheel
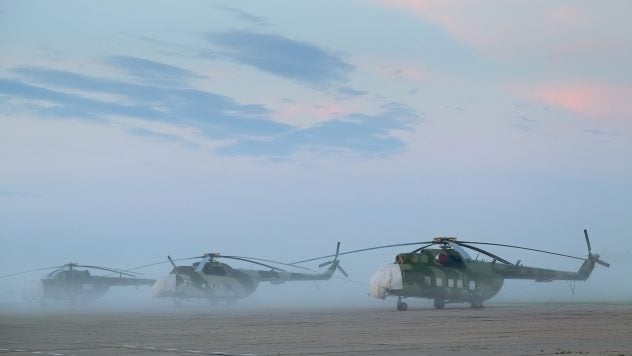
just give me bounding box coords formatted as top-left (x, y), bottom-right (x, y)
top-left (396, 296), bottom-right (408, 311)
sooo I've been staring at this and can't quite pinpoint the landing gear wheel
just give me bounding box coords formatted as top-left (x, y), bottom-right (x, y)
top-left (433, 298), bottom-right (445, 309)
top-left (470, 296), bottom-right (483, 309)
top-left (396, 301), bottom-right (408, 311)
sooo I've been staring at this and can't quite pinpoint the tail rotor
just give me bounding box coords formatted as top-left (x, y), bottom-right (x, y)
top-left (318, 242), bottom-right (349, 277)
top-left (583, 229), bottom-right (610, 268)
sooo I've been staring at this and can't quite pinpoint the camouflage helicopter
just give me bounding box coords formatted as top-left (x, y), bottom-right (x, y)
top-left (1, 263), bottom-right (155, 305)
top-left (294, 230), bottom-right (609, 310)
top-left (150, 243), bottom-right (347, 306)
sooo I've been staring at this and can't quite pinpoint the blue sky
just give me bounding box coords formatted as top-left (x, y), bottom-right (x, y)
top-left (1, 1), bottom-right (631, 300)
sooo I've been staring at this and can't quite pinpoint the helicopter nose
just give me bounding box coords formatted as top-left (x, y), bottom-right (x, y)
top-left (369, 264), bottom-right (403, 299)
top-left (152, 275), bottom-right (176, 297)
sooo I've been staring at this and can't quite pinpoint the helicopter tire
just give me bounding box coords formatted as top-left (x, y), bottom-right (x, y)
top-left (433, 298), bottom-right (445, 309)
top-left (470, 297), bottom-right (483, 309)
top-left (396, 301), bottom-right (408, 311)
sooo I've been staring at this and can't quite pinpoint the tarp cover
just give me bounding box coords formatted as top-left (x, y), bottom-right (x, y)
top-left (369, 263), bottom-right (403, 299)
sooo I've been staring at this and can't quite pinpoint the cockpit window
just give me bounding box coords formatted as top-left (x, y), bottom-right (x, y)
top-left (448, 242), bottom-right (472, 260)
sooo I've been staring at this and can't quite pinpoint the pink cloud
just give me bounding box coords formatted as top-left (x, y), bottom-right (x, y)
top-left (374, 0), bottom-right (628, 59)
top-left (524, 84), bottom-right (632, 117)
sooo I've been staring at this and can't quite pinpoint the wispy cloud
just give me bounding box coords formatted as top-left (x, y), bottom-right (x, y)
top-left (523, 84), bottom-right (632, 117)
top-left (217, 6), bottom-right (271, 27)
top-left (1, 62), bottom-right (418, 157)
top-left (219, 103), bottom-right (418, 156)
top-left (207, 31), bottom-right (354, 87)
top-left (2, 67), bottom-right (287, 137)
top-left (337, 87), bottom-right (368, 98)
top-left (105, 56), bottom-right (199, 86)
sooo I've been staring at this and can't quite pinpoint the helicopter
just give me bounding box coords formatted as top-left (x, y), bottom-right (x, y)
top-left (293, 230), bottom-right (609, 311)
top-left (151, 243), bottom-right (347, 306)
top-left (2, 263), bottom-right (155, 305)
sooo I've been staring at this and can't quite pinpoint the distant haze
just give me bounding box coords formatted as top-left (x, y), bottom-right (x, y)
top-left (1, 1), bottom-right (631, 308)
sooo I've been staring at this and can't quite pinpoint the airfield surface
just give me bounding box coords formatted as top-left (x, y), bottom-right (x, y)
top-left (1, 303), bottom-right (631, 355)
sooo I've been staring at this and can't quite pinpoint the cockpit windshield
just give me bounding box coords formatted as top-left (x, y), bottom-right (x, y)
top-left (449, 242), bottom-right (472, 261)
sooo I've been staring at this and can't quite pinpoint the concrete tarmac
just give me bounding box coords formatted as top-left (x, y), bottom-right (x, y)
top-left (1, 303), bottom-right (631, 355)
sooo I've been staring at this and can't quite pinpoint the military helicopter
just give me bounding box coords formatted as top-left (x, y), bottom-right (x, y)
top-left (293, 230), bottom-right (609, 310)
top-left (2, 263), bottom-right (155, 305)
top-left (150, 243), bottom-right (347, 306)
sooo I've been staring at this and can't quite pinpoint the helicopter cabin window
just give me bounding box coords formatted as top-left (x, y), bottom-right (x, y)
top-left (457, 279), bottom-right (463, 288)
top-left (448, 278), bottom-right (454, 288)
top-left (424, 276), bottom-right (431, 286)
top-left (436, 277), bottom-right (443, 287)
top-left (469, 281), bottom-right (476, 290)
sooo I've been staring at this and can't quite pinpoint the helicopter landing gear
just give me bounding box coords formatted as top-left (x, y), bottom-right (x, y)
top-left (470, 295), bottom-right (484, 309)
top-left (396, 296), bottom-right (408, 311)
top-left (433, 298), bottom-right (445, 309)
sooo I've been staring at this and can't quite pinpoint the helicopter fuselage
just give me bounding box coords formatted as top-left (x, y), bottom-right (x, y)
top-left (152, 259), bottom-right (339, 304)
top-left (370, 249), bottom-right (503, 307)
top-left (23, 269), bottom-right (154, 305)
top-left (369, 246), bottom-right (598, 310)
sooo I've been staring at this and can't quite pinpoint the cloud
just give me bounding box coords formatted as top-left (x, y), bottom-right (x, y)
top-left (375, 0), bottom-right (632, 63)
top-left (217, 6), bottom-right (271, 27)
top-left (207, 31), bottom-right (354, 87)
top-left (337, 87), bottom-right (368, 98)
top-left (2, 67), bottom-right (288, 137)
top-left (1, 63), bottom-right (418, 157)
top-left (218, 103), bottom-right (418, 156)
top-left (105, 56), bottom-right (199, 86)
top-left (524, 84), bottom-right (632, 117)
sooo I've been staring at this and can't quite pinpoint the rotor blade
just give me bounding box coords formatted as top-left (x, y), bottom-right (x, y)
top-left (584, 229), bottom-right (592, 254)
top-left (454, 242), bottom-right (513, 265)
top-left (220, 256), bottom-right (286, 272)
top-left (167, 256), bottom-right (177, 269)
top-left (336, 264), bottom-right (349, 278)
top-left (596, 259), bottom-right (610, 268)
top-left (124, 260), bottom-right (172, 271)
top-left (410, 243), bottom-right (436, 253)
top-left (116, 256), bottom-right (204, 275)
top-left (458, 241), bottom-right (587, 261)
top-left (319, 261), bottom-right (333, 268)
top-left (0, 266), bottom-right (65, 279)
top-left (228, 256), bottom-right (314, 272)
top-left (75, 265), bottom-right (139, 277)
top-left (291, 241), bottom-right (435, 264)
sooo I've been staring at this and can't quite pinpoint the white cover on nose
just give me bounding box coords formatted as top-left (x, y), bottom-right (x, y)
top-left (152, 274), bottom-right (176, 297)
top-left (368, 264), bottom-right (403, 299)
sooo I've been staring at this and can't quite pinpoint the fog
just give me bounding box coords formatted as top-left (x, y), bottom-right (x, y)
top-left (1, 240), bottom-right (630, 315)
top-left (1, 1), bottom-right (631, 318)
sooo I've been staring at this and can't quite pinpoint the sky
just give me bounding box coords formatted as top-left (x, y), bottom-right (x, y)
top-left (1, 1), bottom-right (631, 303)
